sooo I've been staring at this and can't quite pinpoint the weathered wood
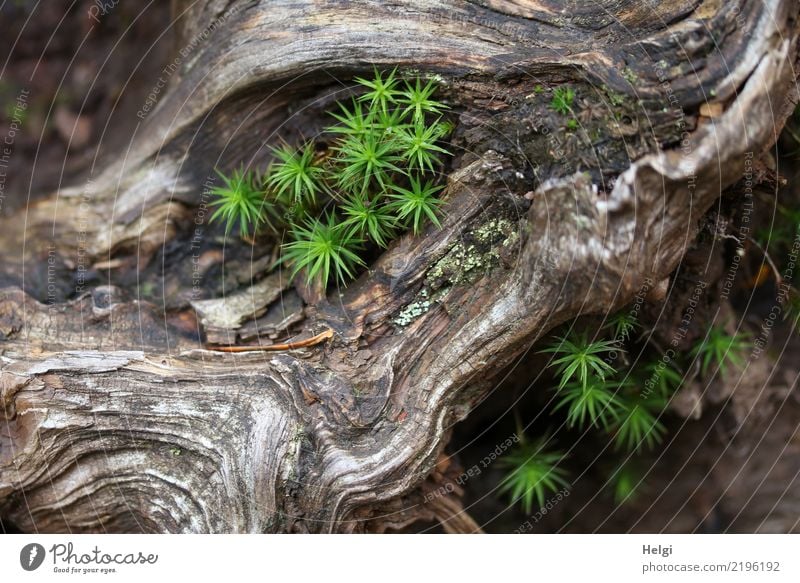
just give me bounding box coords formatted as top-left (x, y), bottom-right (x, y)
top-left (1, 0), bottom-right (798, 532)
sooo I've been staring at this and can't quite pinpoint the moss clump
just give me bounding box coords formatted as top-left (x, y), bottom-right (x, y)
top-left (208, 69), bottom-right (453, 290)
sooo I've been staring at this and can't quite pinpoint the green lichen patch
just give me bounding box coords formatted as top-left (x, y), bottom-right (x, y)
top-left (391, 214), bottom-right (520, 328)
top-left (393, 289), bottom-right (432, 327)
top-left (622, 67), bottom-right (639, 85)
top-left (392, 285), bottom-right (453, 328)
top-left (426, 216), bottom-right (519, 289)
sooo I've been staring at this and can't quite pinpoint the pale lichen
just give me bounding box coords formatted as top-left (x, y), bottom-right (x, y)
top-left (393, 217), bottom-right (519, 327)
top-left (426, 217), bottom-right (518, 287)
top-left (393, 289), bottom-right (431, 327)
top-left (622, 67), bottom-right (638, 85)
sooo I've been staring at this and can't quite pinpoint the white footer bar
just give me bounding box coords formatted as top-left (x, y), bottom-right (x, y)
top-left (1, 534), bottom-right (795, 582)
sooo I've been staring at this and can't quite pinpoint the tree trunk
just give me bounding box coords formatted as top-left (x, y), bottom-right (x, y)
top-left (1, 0), bottom-right (798, 533)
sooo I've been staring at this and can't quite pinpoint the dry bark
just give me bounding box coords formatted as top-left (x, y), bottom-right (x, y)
top-left (1, 0), bottom-right (799, 532)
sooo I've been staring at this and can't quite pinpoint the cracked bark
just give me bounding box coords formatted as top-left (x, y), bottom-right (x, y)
top-left (1, 0), bottom-right (798, 532)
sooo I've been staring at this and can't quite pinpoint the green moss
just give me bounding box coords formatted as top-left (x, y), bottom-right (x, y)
top-left (550, 87), bottom-right (575, 116)
top-left (208, 69), bottom-right (453, 290)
